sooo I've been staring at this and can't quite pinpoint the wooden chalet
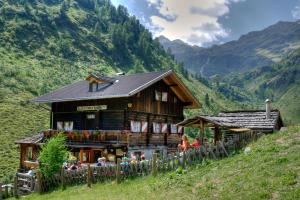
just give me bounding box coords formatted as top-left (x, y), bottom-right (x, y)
top-left (16, 70), bottom-right (200, 169)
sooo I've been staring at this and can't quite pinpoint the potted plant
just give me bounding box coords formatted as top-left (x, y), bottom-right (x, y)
top-left (82, 130), bottom-right (89, 140)
top-left (73, 130), bottom-right (81, 141)
top-left (93, 130), bottom-right (100, 141)
top-left (67, 131), bottom-right (74, 140)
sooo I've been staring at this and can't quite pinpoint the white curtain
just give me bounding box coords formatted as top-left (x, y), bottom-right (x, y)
top-left (131, 121), bottom-right (141, 133)
top-left (171, 124), bottom-right (177, 134)
top-left (153, 122), bottom-right (161, 134)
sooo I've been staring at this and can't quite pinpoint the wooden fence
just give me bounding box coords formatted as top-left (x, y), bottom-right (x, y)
top-left (30, 141), bottom-right (231, 193)
top-left (11, 137), bottom-right (254, 196)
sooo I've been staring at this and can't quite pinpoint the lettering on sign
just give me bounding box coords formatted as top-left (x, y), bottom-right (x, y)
top-left (77, 105), bottom-right (107, 111)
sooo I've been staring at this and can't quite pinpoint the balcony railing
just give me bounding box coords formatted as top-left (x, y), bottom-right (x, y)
top-left (42, 129), bottom-right (181, 147)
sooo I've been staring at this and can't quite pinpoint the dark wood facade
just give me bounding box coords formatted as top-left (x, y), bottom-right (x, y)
top-left (51, 80), bottom-right (184, 131)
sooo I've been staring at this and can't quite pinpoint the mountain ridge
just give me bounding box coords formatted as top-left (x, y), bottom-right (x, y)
top-left (158, 20), bottom-right (300, 76)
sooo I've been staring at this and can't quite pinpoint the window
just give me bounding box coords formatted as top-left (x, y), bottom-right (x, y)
top-left (82, 151), bottom-right (90, 162)
top-left (57, 121), bottom-right (74, 131)
top-left (131, 121), bottom-right (141, 133)
top-left (27, 147), bottom-right (33, 161)
top-left (162, 92), bottom-right (168, 102)
top-left (155, 90), bottom-right (168, 102)
top-left (141, 121), bottom-right (148, 133)
top-left (87, 114), bottom-right (96, 119)
top-left (92, 83), bottom-right (97, 92)
top-left (153, 122), bottom-right (161, 134)
top-left (155, 90), bottom-right (161, 101)
top-left (171, 124), bottom-right (178, 134)
top-left (174, 97), bottom-right (178, 103)
top-left (57, 121), bottom-right (64, 130)
top-left (178, 126), bottom-right (183, 134)
top-left (161, 123), bottom-right (168, 133)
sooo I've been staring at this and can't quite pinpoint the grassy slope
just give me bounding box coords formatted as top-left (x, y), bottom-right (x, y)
top-left (277, 83), bottom-right (300, 125)
top-left (24, 126), bottom-right (300, 200)
top-left (0, 1), bottom-right (239, 182)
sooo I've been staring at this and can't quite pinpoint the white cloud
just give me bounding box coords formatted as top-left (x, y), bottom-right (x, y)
top-left (147, 0), bottom-right (242, 46)
top-left (292, 5), bottom-right (300, 19)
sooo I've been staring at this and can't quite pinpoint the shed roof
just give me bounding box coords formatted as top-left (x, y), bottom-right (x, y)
top-left (218, 110), bottom-right (282, 130)
top-left (15, 133), bottom-right (44, 144)
top-left (30, 70), bottom-right (200, 109)
top-left (178, 110), bottom-right (283, 131)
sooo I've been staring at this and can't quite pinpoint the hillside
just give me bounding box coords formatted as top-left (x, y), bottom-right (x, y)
top-left (158, 20), bottom-right (300, 77)
top-left (223, 48), bottom-right (300, 124)
top-left (26, 126), bottom-right (300, 200)
top-left (0, 0), bottom-right (239, 182)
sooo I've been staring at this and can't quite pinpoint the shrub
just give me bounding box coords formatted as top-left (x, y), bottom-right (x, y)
top-left (38, 133), bottom-right (68, 178)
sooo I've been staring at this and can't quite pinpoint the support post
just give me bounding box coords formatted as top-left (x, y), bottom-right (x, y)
top-left (116, 158), bottom-right (121, 184)
top-left (14, 176), bottom-right (18, 198)
top-left (181, 151), bottom-right (186, 169)
top-left (61, 167), bottom-right (65, 190)
top-left (200, 120), bottom-right (204, 143)
top-left (152, 153), bottom-right (158, 176)
top-left (87, 164), bottom-right (92, 188)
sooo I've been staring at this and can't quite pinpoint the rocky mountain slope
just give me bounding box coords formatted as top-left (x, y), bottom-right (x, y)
top-left (159, 20), bottom-right (300, 77)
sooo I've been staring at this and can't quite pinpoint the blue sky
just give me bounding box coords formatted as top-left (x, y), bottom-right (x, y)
top-left (111, 0), bottom-right (300, 47)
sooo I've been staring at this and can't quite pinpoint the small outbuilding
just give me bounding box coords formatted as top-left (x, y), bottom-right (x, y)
top-left (178, 100), bottom-right (284, 145)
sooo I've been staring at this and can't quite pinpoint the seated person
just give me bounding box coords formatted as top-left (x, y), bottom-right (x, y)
top-left (69, 163), bottom-right (78, 170)
top-left (120, 157), bottom-right (129, 166)
top-left (191, 137), bottom-right (201, 148)
top-left (130, 153), bottom-right (138, 164)
top-left (178, 135), bottom-right (190, 151)
top-left (97, 157), bottom-right (106, 167)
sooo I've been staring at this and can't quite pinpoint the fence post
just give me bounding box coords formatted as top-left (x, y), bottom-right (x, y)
top-left (61, 167), bottom-right (66, 190)
top-left (14, 176), bottom-right (18, 198)
top-left (181, 151), bottom-right (186, 169)
top-left (87, 164), bottom-right (92, 188)
top-left (36, 170), bottom-right (42, 194)
top-left (0, 183), bottom-right (2, 200)
top-left (152, 153), bottom-right (158, 176)
top-left (4, 186), bottom-right (8, 199)
top-left (116, 158), bottom-right (121, 184)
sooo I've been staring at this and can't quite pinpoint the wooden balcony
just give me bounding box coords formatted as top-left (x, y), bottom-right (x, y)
top-left (42, 130), bottom-right (181, 147)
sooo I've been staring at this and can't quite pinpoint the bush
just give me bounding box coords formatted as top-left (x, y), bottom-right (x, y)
top-left (38, 133), bottom-right (68, 178)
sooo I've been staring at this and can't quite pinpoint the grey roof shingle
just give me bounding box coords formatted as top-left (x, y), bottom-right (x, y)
top-left (217, 110), bottom-right (282, 130)
top-left (178, 110), bottom-right (283, 131)
top-left (15, 133), bottom-right (44, 144)
top-left (31, 70), bottom-right (172, 103)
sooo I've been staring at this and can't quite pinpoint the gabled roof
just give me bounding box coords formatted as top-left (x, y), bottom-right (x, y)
top-left (217, 109), bottom-right (283, 130)
top-left (86, 73), bottom-right (115, 83)
top-left (178, 110), bottom-right (283, 131)
top-left (30, 70), bottom-right (200, 108)
top-left (177, 115), bottom-right (242, 128)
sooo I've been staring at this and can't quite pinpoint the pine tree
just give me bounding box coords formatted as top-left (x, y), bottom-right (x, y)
top-left (205, 93), bottom-right (210, 106)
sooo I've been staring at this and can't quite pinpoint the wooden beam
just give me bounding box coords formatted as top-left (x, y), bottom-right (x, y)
top-left (167, 84), bottom-right (178, 87)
